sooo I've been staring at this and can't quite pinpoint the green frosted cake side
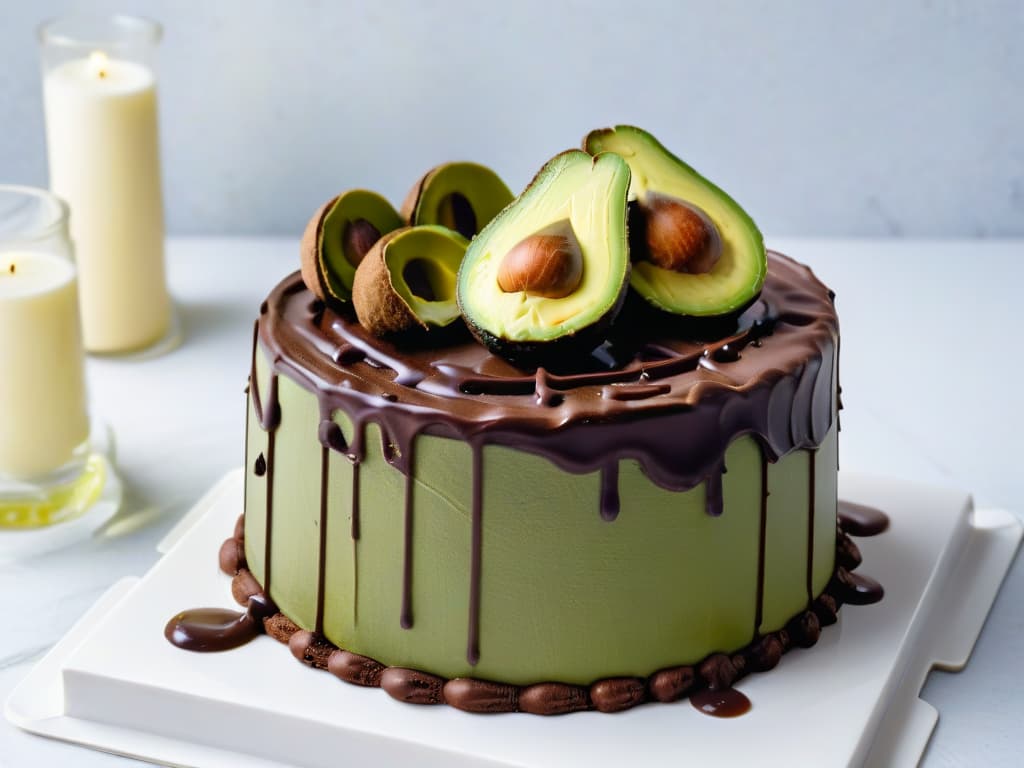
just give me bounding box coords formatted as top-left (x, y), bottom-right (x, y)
top-left (242, 252), bottom-right (840, 688)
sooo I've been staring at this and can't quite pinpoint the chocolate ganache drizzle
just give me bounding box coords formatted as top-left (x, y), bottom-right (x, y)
top-left (245, 252), bottom-right (841, 666)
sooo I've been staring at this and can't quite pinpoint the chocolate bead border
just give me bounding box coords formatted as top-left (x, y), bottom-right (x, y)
top-left (219, 516), bottom-right (867, 716)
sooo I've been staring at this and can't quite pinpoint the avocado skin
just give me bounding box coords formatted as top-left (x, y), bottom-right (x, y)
top-left (300, 196), bottom-right (339, 305)
top-left (352, 230), bottom-right (422, 336)
top-left (300, 189), bottom-right (404, 310)
top-left (457, 150), bottom-right (632, 368)
top-left (401, 162), bottom-right (514, 238)
top-left (352, 225), bottom-right (467, 338)
top-left (584, 126), bottom-right (766, 318)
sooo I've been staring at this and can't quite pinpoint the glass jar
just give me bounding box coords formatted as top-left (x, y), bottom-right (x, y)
top-left (0, 185), bottom-right (93, 527)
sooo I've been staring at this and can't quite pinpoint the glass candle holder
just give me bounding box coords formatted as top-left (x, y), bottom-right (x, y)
top-left (38, 15), bottom-right (171, 355)
top-left (0, 185), bottom-right (101, 528)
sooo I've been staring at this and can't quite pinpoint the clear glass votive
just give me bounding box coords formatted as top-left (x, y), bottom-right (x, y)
top-left (0, 185), bottom-right (96, 528)
top-left (38, 15), bottom-right (171, 355)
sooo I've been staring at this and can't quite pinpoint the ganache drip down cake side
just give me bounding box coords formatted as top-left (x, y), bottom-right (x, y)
top-left (166, 125), bottom-right (885, 717)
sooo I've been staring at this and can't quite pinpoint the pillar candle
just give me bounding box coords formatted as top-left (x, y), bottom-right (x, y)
top-left (0, 251), bottom-right (90, 479)
top-left (43, 51), bottom-right (170, 353)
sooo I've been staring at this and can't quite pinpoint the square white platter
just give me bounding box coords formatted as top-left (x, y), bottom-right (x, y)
top-left (5, 469), bottom-right (1021, 768)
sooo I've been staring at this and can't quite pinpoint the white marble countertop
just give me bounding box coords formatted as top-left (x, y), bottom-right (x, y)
top-left (1, 237), bottom-right (1020, 767)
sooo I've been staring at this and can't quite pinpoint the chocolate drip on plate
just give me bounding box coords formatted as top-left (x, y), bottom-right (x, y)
top-left (690, 687), bottom-right (752, 718)
top-left (165, 593), bottom-right (278, 653)
top-left (165, 608), bottom-right (256, 652)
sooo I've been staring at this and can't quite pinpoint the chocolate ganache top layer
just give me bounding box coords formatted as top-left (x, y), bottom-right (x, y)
top-left (255, 252), bottom-right (838, 515)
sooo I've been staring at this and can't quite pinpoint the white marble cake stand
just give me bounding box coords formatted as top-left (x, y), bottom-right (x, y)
top-left (4, 469), bottom-right (1021, 768)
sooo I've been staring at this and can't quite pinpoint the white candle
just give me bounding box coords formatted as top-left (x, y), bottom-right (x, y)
top-left (43, 51), bottom-right (170, 353)
top-left (0, 251), bottom-right (90, 480)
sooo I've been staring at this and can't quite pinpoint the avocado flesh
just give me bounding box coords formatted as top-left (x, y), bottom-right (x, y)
top-left (386, 225), bottom-right (467, 327)
top-left (409, 163), bottom-right (514, 238)
top-left (458, 151), bottom-right (631, 347)
top-left (585, 126), bottom-right (765, 317)
top-left (321, 190), bottom-right (404, 299)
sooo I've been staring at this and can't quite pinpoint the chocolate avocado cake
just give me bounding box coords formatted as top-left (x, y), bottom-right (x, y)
top-left (167, 126), bottom-right (884, 716)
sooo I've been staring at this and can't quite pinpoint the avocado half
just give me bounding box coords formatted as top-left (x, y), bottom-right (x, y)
top-left (457, 150), bottom-right (631, 363)
top-left (401, 162), bottom-right (514, 240)
top-left (300, 189), bottom-right (404, 307)
top-left (584, 126), bottom-right (766, 317)
top-left (352, 225), bottom-right (468, 337)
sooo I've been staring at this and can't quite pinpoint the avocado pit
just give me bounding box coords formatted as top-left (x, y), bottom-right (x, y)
top-left (342, 218), bottom-right (382, 269)
top-left (436, 193), bottom-right (477, 240)
top-left (403, 258), bottom-right (439, 302)
top-left (639, 194), bottom-right (721, 274)
top-left (497, 220), bottom-right (583, 299)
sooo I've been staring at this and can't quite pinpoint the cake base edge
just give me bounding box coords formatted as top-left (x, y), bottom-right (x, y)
top-left (218, 514), bottom-right (875, 716)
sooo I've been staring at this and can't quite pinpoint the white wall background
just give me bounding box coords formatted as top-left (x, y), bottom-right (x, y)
top-left (1, 0), bottom-right (1021, 237)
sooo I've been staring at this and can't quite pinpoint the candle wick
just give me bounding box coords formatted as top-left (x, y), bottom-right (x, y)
top-left (7, 263), bottom-right (13, 275)
top-left (98, 70), bottom-right (107, 79)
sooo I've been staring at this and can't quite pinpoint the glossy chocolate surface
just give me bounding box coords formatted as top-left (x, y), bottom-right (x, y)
top-left (691, 687), bottom-right (753, 718)
top-left (165, 594), bottom-right (277, 653)
top-left (257, 252), bottom-right (838, 507)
